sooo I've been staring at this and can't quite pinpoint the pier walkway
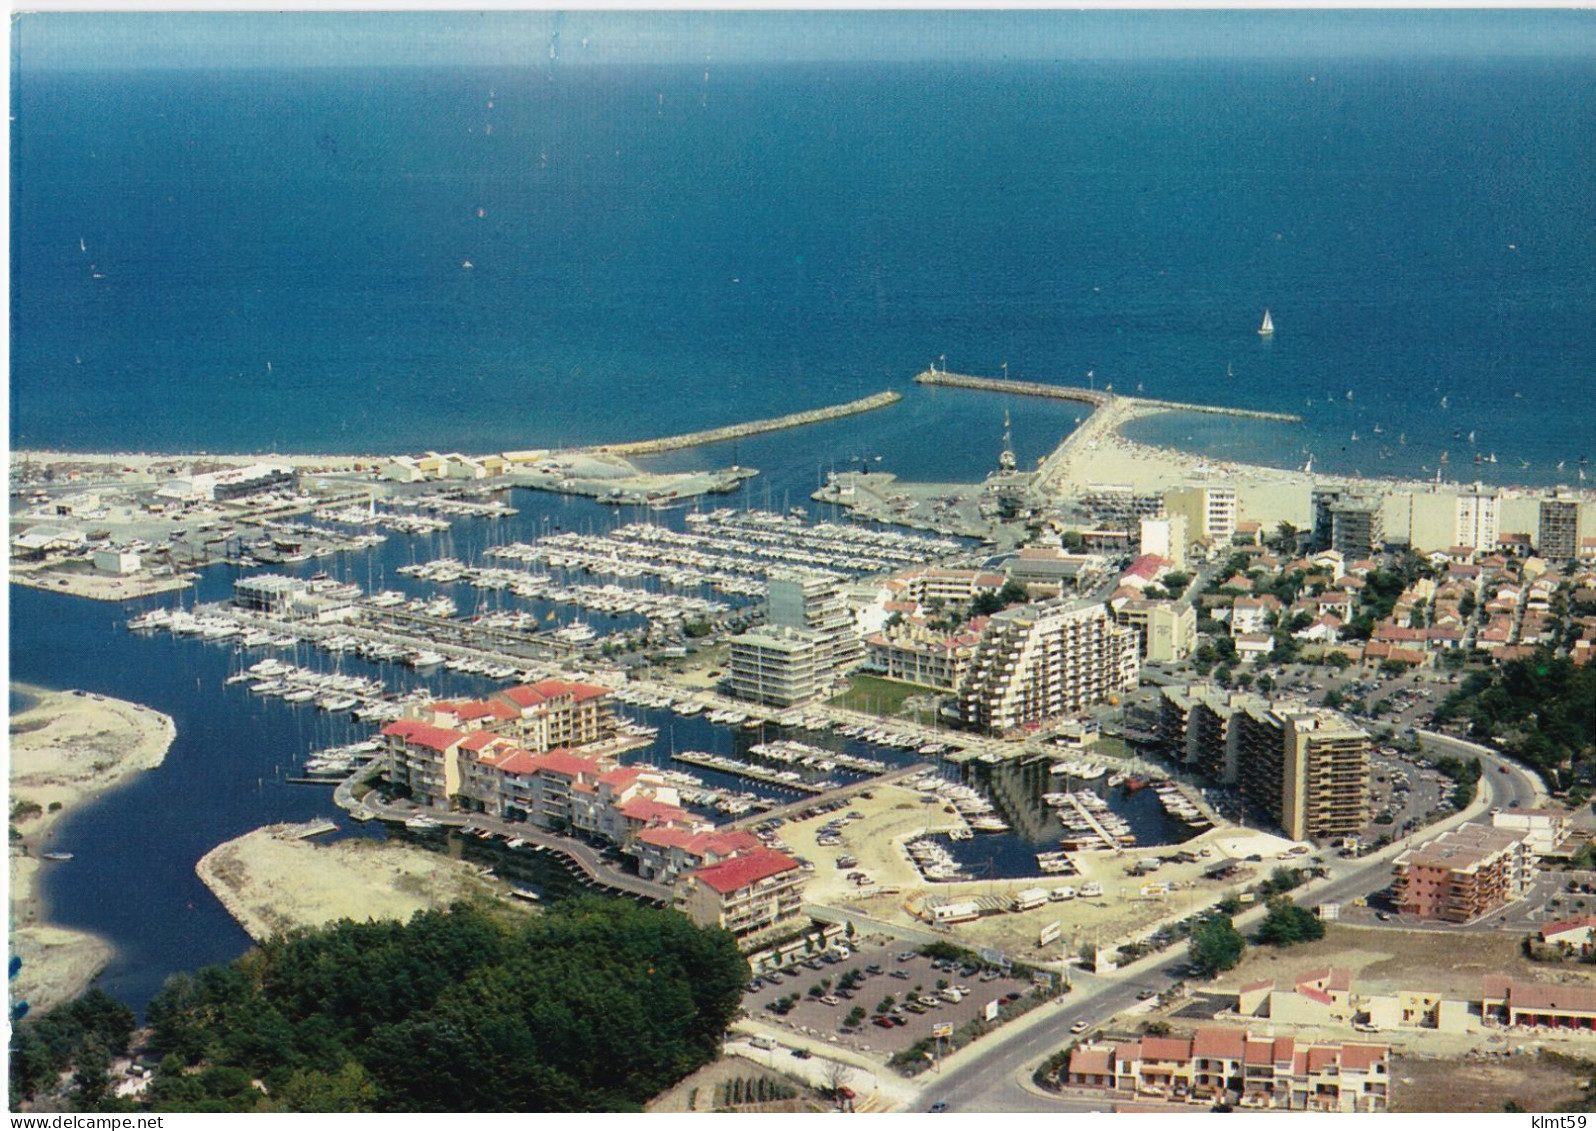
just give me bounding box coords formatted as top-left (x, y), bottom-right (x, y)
top-left (588, 391), bottom-right (902, 457)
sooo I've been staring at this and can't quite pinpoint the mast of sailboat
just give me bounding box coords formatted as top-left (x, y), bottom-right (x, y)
top-left (1258, 309), bottom-right (1274, 336)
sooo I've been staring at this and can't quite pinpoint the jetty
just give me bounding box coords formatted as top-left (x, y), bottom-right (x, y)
top-left (588, 390), bottom-right (902, 456)
top-left (914, 371), bottom-right (1301, 424)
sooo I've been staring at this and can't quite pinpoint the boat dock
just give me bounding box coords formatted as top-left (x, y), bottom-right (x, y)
top-left (588, 391), bottom-right (902, 457)
top-left (671, 750), bottom-right (838, 794)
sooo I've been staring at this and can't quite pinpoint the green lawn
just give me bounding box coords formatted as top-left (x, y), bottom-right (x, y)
top-left (829, 675), bottom-right (942, 721)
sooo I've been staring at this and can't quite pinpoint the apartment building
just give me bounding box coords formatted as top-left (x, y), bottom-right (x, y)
top-left (676, 847), bottom-right (807, 940)
top-left (1456, 485), bottom-right (1500, 552)
top-left (1330, 498), bottom-right (1385, 559)
top-left (1540, 494), bottom-right (1582, 562)
top-left (863, 616), bottom-right (987, 691)
top-left (1159, 686), bottom-right (1370, 841)
top-left (1392, 823), bottom-right (1534, 923)
top-left (1139, 515), bottom-right (1190, 569)
top-left (1110, 598), bottom-right (1197, 663)
top-left (1066, 1027), bottom-right (1390, 1112)
top-left (1165, 483), bottom-right (1238, 548)
top-left (1283, 709), bottom-right (1372, 842)
top-left (957, 599), bottom-right (1140, 734)
top-left (767, 569), bottom-right (864, 675)
top-left (728, 626), bottom-right (822, 706)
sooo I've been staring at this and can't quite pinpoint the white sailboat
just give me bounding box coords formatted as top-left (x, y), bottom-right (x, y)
top-left (1258, 309), bottom-right (1274, 336)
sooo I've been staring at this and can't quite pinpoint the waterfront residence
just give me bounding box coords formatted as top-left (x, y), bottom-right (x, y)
top-left (863, 615), bottom-right (987, 691)
top-left (728, 625), bottom-right (823, 706)
top-left (675, 847), bottom-right (806, 941)
top-left (1160, 685), bottom-right (1370, 841)
top-left (957, 598), bottom-right (1140, 735)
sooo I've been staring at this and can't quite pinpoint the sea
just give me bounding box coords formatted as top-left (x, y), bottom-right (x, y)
top-left (9, 57), bottom-right (1595, 1011)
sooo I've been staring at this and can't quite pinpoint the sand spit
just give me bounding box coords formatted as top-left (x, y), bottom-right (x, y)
top-left (195, 825), bottom-right (510, 943)
top-left (8, 686), bottom-right (176, 1013)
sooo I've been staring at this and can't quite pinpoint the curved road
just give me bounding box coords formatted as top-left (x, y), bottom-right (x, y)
top-left (912, 734), bottom-right (1537, 1112)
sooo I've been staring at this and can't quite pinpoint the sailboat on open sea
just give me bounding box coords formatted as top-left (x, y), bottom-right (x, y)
top-left (1258, 309), bottom-right (1274, 336)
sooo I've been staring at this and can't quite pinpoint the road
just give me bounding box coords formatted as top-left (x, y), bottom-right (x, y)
top-left (911, 731), bottom-right (1534, 1112)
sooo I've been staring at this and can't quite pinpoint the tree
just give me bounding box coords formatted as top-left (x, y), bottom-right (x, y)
top-left (1324, 651), bottom-right (1353, 671)
top-left (1257, 898), bottom-right (1326, 947)
top-left (875, 994), bottom-right (896, 1015)
top-left (844, 1005), bottom-right (867, 1028)
top-left (1187, 914), bottom-right (1245, 977)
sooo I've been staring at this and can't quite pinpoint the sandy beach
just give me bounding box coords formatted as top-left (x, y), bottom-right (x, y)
top-left (195, 825), bottom-right (513, 942)
top-left (8, 686), bottom-right (176, 1014)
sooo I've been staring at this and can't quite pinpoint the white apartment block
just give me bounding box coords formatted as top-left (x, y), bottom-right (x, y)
top-left (958, 599), bottom-right (1140, 734)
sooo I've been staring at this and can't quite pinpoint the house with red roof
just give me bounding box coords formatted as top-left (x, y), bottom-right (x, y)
top-left (1483, 977), bottom-right (1596, 1032)
top-left (1066, 1026), bottom-right (1388, 1111)
top-left (676, 847), bottom-right (806, 940)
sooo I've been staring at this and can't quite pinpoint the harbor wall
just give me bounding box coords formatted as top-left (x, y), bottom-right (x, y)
top-left (588, 391), bottom-right (902, 457)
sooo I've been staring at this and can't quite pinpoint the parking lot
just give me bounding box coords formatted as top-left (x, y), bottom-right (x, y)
top-left (741, 939), bottom-right (1044, 1058)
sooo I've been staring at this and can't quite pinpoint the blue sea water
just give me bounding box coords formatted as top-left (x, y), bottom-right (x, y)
top-left (10, 56), bottom-right (1596, 1011)
top-left (12, 60), bottom-right (1594, 478)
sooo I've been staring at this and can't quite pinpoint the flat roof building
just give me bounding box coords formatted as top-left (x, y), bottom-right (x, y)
top-left (729, 626), bottom-right (822, 707)
top-left (1394, 824), bottom-right (1534, 923)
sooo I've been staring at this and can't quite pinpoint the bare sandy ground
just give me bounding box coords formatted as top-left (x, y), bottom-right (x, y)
top-left (787, 781), bottom-right (1300, 964)
top-left (195, 825), bottom-right (509, 942)
top-left (8, 686), bottom-right (176, 1013)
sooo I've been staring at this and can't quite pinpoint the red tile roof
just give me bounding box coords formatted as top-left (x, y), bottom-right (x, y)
top-left (618, 797), bottom-right (691, 826)
top-left (1508, 980), bottom-right (1596, 1014)
top-left (1305, 1046), bottom-right (1340, 1073)
top-left (527, 678), bottom-right (611, 702)
top-left (380, 719), bottom-right (465, 752)
top-left (1239, 1038), bottom-right (1274, 1066)
top-left (1139, 1036), bottom-right (1192, 1062)
top-left (691, 848), bottom-right (800, 894)
top-left (488, 748), bottom-right (541, 775)
top-left (597, 766), bottom-right (643, 789)
top-left (1069, 1046), bottom-right (1115, 1076)
top-left (532, 749), bottom-right (604, 779)
top-left (1340, 1044), bottom-right (1388, 1071)
top-left (1191, 1027), bottom-right (1246, 1059)
top-left (1240, 979), bottom-right (1275, 994)
top-left (459, 731), bottom-right (506, 753)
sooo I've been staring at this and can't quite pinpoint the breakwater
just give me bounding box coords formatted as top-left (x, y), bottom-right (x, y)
top-left (915, 371), bottom-right (1302, 424)
top-left (587, 390), bottom-right (902, 456)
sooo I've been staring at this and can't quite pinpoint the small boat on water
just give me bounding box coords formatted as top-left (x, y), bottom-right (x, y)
top-left (1258, 309), bottom-right (1274, 336)
top-left (1123, 776), bottom-right (1149, 793)
top-left (42, 852), bottom-right (74, 862)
